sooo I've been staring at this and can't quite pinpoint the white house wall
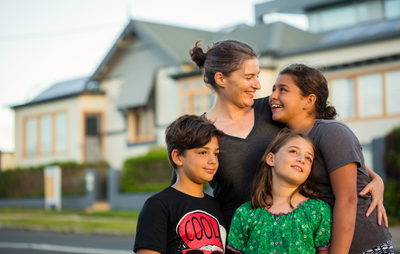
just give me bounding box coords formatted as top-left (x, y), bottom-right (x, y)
top-left (154, 66), bottom-right (179, 147)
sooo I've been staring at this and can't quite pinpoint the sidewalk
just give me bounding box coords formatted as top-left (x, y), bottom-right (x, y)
top-left (390, 226), bottom-right (400, 252)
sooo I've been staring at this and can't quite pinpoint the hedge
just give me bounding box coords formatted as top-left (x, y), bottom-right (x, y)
top-left (384, 125), bottom-right (400, 220)
top-left (121, 148), bottom-right (173, 192)
top-left (0, 161), bottom-right (108, 198)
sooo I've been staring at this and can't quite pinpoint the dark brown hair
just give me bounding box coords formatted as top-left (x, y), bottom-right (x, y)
top-left (165, 114), bottom-right (224, 170)
top-left (251, 128), bottom-right (318, 209)
top-left (279, 63), bottom-right (337, 119)
top-left (189, 40), bottom-right (258, 92)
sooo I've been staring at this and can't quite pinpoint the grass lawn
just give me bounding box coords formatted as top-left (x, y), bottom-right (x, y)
top-left (0, 208), bottom-right (140, 236)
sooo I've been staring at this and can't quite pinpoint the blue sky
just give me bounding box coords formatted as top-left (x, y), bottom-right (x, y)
top-left (0, 0), bottom-right (307, 152)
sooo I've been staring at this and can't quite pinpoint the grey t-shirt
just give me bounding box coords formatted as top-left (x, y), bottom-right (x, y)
top-left (308, 119), bottom-right (391, 253)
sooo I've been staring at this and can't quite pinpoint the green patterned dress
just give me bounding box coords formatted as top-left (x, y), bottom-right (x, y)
top-left (228, 198), bottom-right (331, 254)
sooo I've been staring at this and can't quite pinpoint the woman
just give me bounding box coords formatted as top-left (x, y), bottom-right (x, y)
top-left (172, 40), bottom-right (386, 246)
top-left (269, 63), bottom-right (392, 253)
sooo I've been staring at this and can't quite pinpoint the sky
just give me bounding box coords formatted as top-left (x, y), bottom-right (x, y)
top-left (0, 0), bottom-right (307, 152)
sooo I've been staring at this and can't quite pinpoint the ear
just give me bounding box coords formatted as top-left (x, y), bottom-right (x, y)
top-left (303, 94), bottom-right (316, 110)
top-left (171, 149), bottom-right (183, 167)
top-left (214, 72), bottom-right (226, 88)
top-left (266, 153), bottom-right (274, 167)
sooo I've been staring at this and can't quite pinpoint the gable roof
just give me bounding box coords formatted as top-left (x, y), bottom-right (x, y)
top-left (12, 77), bottom-right (103, 108)
top-left (89, 19), bottom-right (214, 109)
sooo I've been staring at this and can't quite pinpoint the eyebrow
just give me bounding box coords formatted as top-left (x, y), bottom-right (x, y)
top-left (288, 146), bottom-right (314, 158)
top-left (198, 147), bottom-right (220, 151)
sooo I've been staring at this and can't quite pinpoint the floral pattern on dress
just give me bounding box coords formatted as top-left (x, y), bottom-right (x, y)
top-left (228, 199), bottom-right (332, 254)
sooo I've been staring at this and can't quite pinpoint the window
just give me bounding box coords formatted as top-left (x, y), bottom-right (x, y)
top-left (308, 0), bottom-right (384, 33)
top-left (26, 117), bottom-right (37, 155)
top-left (40, 115), bottom-right (52, 154)
top-left (358, 74), bottom-right (383, 117)
top-left (332, 78), bottom-right (356, 119)
top-left (179, 77), bottom-right (214, 115)
top-left (386, 70), bottom-right (400, 115)
top-left (128, 106), bottom-right (155, 143)
top-left (55, 113), bottom-right (67, 152)
top-left (195, 95), bottom-right (202, 115)
top-left (385, 0), bottom-right (400, 19)
top-left (23, 111), bottom-right (67, 156)
top-left (331, 69), bottom-right (400, 120)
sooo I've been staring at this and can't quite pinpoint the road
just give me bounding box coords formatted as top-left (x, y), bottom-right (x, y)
top-left (1, 227), bottom-right (399, 253)
top-left (0, 229), bottom-right (133, 254)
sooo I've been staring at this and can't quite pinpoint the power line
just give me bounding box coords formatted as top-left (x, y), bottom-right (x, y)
top-left (0, 22), bottom-right (126, 42)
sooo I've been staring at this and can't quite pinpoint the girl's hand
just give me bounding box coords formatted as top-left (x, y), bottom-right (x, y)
top-left (359, 165), bottom-right (388, 228)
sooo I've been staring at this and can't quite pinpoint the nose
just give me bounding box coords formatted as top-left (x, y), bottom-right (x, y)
top-left (270, 88), bottom-right (278, 100)
top-left (253, 78), bottom-right (261, 90)
top-left (296, 156), bottom-right (305, 164)
top-left (209, 154), bottom-right (218, 165)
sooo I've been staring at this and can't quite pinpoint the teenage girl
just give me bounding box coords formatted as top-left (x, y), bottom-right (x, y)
top-left (228, 129), bottom-right (331, 253)
top-left (269, 64), bottom-right (392, 254)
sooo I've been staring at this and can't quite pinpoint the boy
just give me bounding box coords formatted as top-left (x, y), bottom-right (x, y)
top-left (134, 115), bottom-right (226, 254)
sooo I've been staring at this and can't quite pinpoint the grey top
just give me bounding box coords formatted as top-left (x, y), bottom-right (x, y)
top-left (308, 119), bottom-right (392, 253)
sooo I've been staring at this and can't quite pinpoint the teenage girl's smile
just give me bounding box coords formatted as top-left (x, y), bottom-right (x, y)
top-left (269, 74), bottom-right (310, 128)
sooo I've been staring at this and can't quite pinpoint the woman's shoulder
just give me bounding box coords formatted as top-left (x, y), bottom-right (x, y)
top-left (253, 96), bottom-right (270, 109)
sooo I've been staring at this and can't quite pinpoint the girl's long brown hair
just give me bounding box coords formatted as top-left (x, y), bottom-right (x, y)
top-left (250, 129), bottom-right (319, 209)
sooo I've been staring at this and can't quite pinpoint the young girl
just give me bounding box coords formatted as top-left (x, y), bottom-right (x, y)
top-left (228, 130), bottom-right (331, 253)
top-left (269, 64), bottom-right (392, 253)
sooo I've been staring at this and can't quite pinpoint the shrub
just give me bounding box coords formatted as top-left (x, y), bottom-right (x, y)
top-left (121, 148), bottom-right (173, 192)
top-left (384, 125), bottom-right (400, 221)
top-left (0, 161), bottom-right (108, 198)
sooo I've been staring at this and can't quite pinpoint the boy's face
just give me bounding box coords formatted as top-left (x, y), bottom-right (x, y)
top-left (177, 137), bottom-right (220, 185)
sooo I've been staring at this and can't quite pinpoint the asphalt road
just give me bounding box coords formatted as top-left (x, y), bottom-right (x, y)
top-left (1, 227), bottom-right (399, 253)
top-left (0, 229), bottom-right (134, 254)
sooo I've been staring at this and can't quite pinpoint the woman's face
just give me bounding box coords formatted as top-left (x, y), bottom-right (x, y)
top-left (218, 58), bottom-right (261, 108)
top-left (269, 74), bottom-right (310, 127)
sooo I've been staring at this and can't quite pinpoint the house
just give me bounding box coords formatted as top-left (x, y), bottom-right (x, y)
top-left (11, 77), bottom-right (107, 167)
top-left (12, 0), bottom-right (400, 174)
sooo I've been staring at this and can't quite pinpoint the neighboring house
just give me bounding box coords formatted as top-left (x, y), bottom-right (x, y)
top-left (11, 77), bottom-right (107, 167)
top-left (11, 0), bottom-right (400, 173)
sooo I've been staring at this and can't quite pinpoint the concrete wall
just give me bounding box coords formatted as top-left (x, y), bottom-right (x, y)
top-left (107, 169), bottom-right (154, 210)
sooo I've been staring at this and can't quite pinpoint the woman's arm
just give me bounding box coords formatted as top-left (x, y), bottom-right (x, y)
top-left (329, 163), bottom-right (358, 254)
top-left (359, 165), bottom-right (388, 227)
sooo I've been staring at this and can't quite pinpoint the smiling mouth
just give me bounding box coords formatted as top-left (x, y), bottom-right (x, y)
top-left (271, 104), bottom-right (282, 109)
top-left (292, 166), bottom-right (303, 172)
top-left (245, 91), bottom-right (255, 96)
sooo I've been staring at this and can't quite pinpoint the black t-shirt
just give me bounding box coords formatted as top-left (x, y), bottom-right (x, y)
top-left (171, 97), bottom-right (282, 231)
top-left (134, 187), bottom-right (226, 254)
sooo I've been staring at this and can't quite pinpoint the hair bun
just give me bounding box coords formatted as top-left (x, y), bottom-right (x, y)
top-left (189, 41), bottom-right (206, 69)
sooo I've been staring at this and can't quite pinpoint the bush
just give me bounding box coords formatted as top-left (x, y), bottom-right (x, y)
top-left (0, 161), bottom-right (108, 198)
top-left (121, 148), bottom-right (173, 192)
top-left (384, 178), bottom-right (400, 220)
top-left (384, 125), bottom-right (400, 221)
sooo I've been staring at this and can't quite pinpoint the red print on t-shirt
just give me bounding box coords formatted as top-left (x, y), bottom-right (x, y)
top-left (176, 210), bottom-right (224, 254)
